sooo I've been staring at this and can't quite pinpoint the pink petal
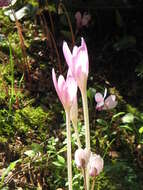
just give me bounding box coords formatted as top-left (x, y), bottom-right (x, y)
top-left (72, 39), bottom-right (89, 91)
top-left (58, 75), bottom-right (65, 93)
top-left (75, 11), bottom-right (82, 28)
top-left (96, 102), bottom-right (104, 110)
top-left (63, 41), bottom-right (72, 67)
top-left (82, 13), bottom-right (91, 26)
top-left (75, 148), bottom-right (91, 168)
top-left (104, 95), bottom-right (117, 109)
top-left (72, 45), bottom-right (78, 56)
top-left (75, 11), bottom-right (82, 20)
top-left (66, 76), bottom-right (77, 102)
top-left (81, 38), bottom-right (89, 76)
top-left (95, 93), bottom-right (104, 103)
top-left (89, 154), bottom-right (104, 176)
top-left (52, 68), bottom-right (59, 96)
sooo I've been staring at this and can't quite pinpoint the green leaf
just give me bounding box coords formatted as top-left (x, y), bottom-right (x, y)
top-left (122, 113), bottom-right (134, 123)
top-left (112, 112), bottom-right (125, 122)
top-left (31, 143), bottom-right (43, 153)
top-left (119, 125), bottom-right (133, 132)
top-left (52, 161), bottom-right (63, 167)
top-left (96, 119), bottom-right (107, 127)
top-left (24, 150), bottom-right (35, 158)
top-left (57, 155), bottom-right (65, 164)
top-left (114, 36), bottom-right (136, 51)
top-left (87, 87), bottom-right (96, 100)
top-left (139, 126), bottom-right (143, 134)
top-left (0, 159), bottom-right (21, 185)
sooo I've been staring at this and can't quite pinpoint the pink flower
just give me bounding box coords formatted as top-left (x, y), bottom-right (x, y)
top-left (67, 69), bottom-right (78, 124)
top-left (89, 154), bottom-right (104, 177)
top-left (0, 0), bottom-right (10, 7)
top-left (63, 38), bottom-right (89, 92)
top-left (75, 148), bottom-right (91, 168)
top-left (75, 11), bottom-right (91, 29)
top-left (52, 68), bottom-right (77, 111)
top-left (95, 88), bottom-right (117, 110)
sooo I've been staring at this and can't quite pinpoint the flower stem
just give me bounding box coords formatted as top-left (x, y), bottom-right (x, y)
top-left (81, 90), bottom-right (90, 190)
top-left (83, 168), bottom-right (87, 190)
top-left (72, 121), bottom-right (81, 149)
top-left (91, 177), bottom-right (96, 190)
top-left (66, 110), bottom-right (72, 190)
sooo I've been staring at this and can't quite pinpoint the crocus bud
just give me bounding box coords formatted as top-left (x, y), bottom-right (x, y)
top-left (63, 38), bottom-right (89, 93)
top-left (52, 68), bottom-right (77, 112)
top-left (89, 154), bottom-right (104, 177)
top-left (75, 148), bottom-right (91, 168)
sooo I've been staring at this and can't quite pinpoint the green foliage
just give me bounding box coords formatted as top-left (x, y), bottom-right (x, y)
top-left (14, 106), bottom-right (51, 135)
top-left (0, 159), bottom-right (22, 188)
top-left (0, 109), bottom-right (14, 136)
top-left (105, 160), bottom-right (140, 190)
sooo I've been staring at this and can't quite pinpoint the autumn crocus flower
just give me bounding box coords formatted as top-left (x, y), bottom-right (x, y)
top-left (52, 68), bottom-right (77, 112)
top-left (89, 154), bottom-right (104, 177)
top-left (75, 11), bottom-right (91, 29)
top-left (63, 38), bottom-right (90, 190)
top-left (75, 148), bottom-right (91, 168)
top-left (95, 88), bottom-right (117, 110)
top-left (52, 68), bottom-right (77, 190)
top-left (63, 37), bottom-right (89, 93)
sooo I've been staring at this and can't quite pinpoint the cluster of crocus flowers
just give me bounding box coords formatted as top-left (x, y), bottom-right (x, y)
top-left (95, 88), bottom-right (118, 111)
top-left (52, 38), bottom-right (112, 189)
top-left (75, 148), bottom-right (104, 177)
top-left (52, 38), bottom-right (90, 190)
top-left (63, 38), bottom-right (91, 189)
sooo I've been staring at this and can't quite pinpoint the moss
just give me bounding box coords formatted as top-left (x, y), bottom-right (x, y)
top-left (14, 106), bottom-right (52, 134)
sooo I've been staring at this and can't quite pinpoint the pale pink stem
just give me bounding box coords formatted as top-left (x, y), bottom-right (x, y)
top-left (66, 110), bottom-right (72, 190)
top-left (81, 90), bottom-right (90, 190)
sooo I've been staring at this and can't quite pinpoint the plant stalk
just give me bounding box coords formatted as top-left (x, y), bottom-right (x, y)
top-left (72, 121), bottom-right (81, 149)
top-left (66, 110), bottom-right (72, 190)
top-left (91, 176), bottom-right (96, 190)
top-left (83, 168), bottom-right (87, 190)
top-left (81, 90), bottom-right (90, 190)
top-left (59, 2), bottom-right (75, 46)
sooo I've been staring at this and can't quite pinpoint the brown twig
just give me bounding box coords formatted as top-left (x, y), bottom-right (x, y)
top-left (58, 2), bottom-right (75, 47)
top-left (40, 13), bottom-right (62, 73)
top-left (11, 9), bottom-right (31, 82)
top-left (49, 31), bottom-right (62, 73)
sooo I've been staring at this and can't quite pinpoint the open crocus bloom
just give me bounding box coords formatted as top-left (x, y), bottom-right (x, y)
top-left (75, 11), bottom-right (91, 29)
top-left (75, 148), bottom-right (91, 168)
top-left (89, 154), bottom-right (104, 177)
top-left (95, 88), bottom-right (117, 110)
top-left (52, 68), bottom-right (77, 111)
top-left (63, 38), bottom-right (89, 93)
